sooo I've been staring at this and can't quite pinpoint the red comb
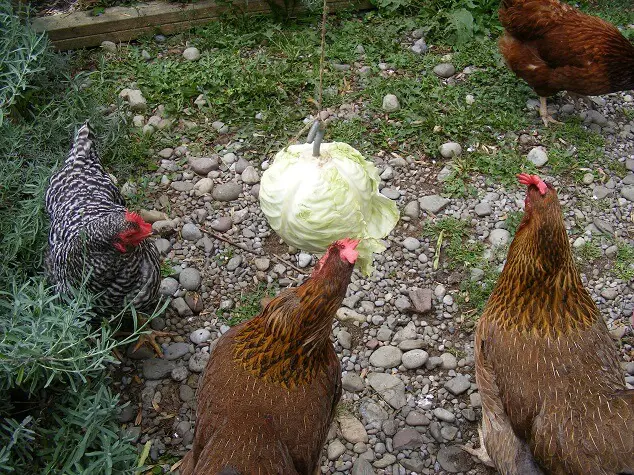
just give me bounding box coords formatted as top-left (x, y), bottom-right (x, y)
top-left (125, 211), bottom-right (152, 234)
top-left (336, 238), bottom-right (360, 264)
top-left (517, 173), bottom-right (547, 195)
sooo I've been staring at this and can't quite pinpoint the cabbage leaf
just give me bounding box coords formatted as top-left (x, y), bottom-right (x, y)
top-left (259, 142), bottom-right (400, 275)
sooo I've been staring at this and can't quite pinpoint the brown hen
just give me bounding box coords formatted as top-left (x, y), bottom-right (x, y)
top-left (499, 0), bottom-right (634, 126)
top-left (180, 239), bottom-right (360, 475)
top-left (468, 174), bottom-right (634, 474)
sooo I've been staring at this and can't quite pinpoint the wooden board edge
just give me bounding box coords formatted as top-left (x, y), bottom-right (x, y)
top-left (33, 0), bottom-right (374, 45)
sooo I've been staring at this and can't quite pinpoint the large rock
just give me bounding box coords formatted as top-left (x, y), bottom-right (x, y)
top-left (419, 194), bottom-right (450, 214)
top-left (181, 223), bottom-right (202, 241)
top-left (402, 349), bottom-right (429, 369)
top-left (342, 372), bottom-right (365, 392)
top-left (392, 428), bottom-right (422, 450)
top-left (119, 88), bottom-right (147, 112)
top-left (433, 63), bottom-right (456, 78)
top-left (101, 40), bottom-right (117, 53)
top-left (327, 439), bottom-right (346, 460)
top-left (444, 374), bottom-right (471, 395)
top-left (382, 94), bottom-right (400, 112)
top-left (621, 186), bottom-right (634, 202)
top-left (143, 359), bottom-right (176, 380)
top-left (338, 413), bottom-right (368, 443)
top-left (488, 228), bottom-right (510, 247)
top-left (359, 400), bottom-right (389, 426)
top-left (241, 166), bottom-right (260, 184)
top-left (409, 288), bottom-right (432, 313)
top-left (159, 277), bottom-right (179, 296)
top-left (188, 352), bottom-right (210, 372)
top-left (439, 142), bottom-right (462, 158)
top-left (163, 342), bottom-right (189, 360)
top-left (393, 321), bottom-right (417, 343)
top-left (139, 209), bottom-right (168, 223)
top-left (351, 458), bottom-right (374, 475)
top-left (189, 156), bottom-right (219, 175)
top-left (179, 267), bottom-right (201, 290)
top-left (527, 146), bottom-right (548, 167)
top-left (369, 346), bottom-right (402, 368)
top-left (183, 47), bottom-right (201, 61)
top-left (336, 307), bottom-right (365, 323)
top-left (212, 182), bottom-right (242, 201)
top-left (436, 446), bottom-right (473, 473)
top-left (366, 373), bottom-right (407, 409)
top-left (193, 178), bottom-right (213, 196)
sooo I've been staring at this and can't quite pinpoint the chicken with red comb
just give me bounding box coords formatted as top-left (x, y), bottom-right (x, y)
top-left (464, 175), bottom-right (634, 473)
top-left (180, 239), bottom-right (359, 474)
top-left (45, 121), bottom-right (170, 355)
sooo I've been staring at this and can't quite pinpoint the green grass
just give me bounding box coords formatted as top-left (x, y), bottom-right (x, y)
top-left (614, 242), bottom-right (634, 281)
top-left (422, 217), bottom-right (484, 269)
top-left (160, 259), bottom-right (174, 277)
top-left (3, 0), bottom-right (631, 469)
top-left (84, 3), bottom-right (630, 195)
top-left (459, 265), bottom-right (499, 314)
top-left (219, 283), bottom-right (278, 326)
top-left (504, 211), bottom-right (524, 237)
top-left (575, 239), bottom-right (602, 263)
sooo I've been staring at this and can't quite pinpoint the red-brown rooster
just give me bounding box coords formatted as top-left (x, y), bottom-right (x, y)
top-left (464, 174), bottom-right (634, 474)
top-left (45, 121), bottom-right (168, 354)
top-left (180, 238), bottom-right (360, 474)
top-left (499, 0), bottom-right (634, 126)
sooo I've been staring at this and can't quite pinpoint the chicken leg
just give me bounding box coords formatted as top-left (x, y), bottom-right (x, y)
top-left (461, 425), bottom-right (495, 467)
top-left (539, 97), bottom-right (562, 127)
top-left (133, 329), bottom-right (176, 357)
top-left (567, 92), bottom-right (595, 111)
top-left (116, 316), bottom-right (176, 358)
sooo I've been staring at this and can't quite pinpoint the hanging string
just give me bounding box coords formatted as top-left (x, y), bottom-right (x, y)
top-left (316, 0), bottom-right (328, 120)
top-left (309, 0), bottom-right (329, 157)
top-left (284, 0), bottom-right (329, 155)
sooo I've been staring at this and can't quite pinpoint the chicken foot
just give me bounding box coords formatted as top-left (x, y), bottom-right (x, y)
top-left (567, 92), bottom-right (595, 111)
top-left (132, 330), bottom-right (176, 358)
top-left (115, 316), bottom-right (176, 358)
top-left (539, 97), bottom-right (562, 127)
top-left (461, 425), bottom-right (495, 468)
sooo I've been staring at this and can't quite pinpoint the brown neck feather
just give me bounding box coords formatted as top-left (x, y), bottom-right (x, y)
top-left (484, 189), bottom-right (598, 335)
top-left (232, 262), bottom-right (352, 388)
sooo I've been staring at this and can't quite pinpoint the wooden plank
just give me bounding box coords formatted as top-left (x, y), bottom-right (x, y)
top-left (32, 0), bottom-right (373, 50)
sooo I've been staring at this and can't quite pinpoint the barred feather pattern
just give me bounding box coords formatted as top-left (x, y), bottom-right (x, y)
top-left (45, 121), bottom-right (160, 313)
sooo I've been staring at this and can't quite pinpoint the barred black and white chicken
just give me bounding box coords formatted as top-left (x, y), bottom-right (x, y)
top-left (45, 121), bottom-right (167, 355)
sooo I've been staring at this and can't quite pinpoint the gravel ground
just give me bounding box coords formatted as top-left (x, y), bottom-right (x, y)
top-left (109, 38), bottom-right (634, 475)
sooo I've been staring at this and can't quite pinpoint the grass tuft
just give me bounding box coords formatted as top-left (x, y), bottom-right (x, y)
top-left (220, 283), bottom-right (278, 326)
top-left (422, 217), bottom-right (484, 269)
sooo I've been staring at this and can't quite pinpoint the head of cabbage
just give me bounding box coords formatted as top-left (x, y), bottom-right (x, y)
top-left (259, 142), bottom-right (400, 275)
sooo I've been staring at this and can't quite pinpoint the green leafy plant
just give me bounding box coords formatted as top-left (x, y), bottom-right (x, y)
top-left (505, 211), bottom-right (524, 236)
top-left (418, 0), bottom-right (501, 46)
top-left (0, 3), bottom-right (47, 126)
top-left (160, 259), bottom-right (174, 277)
top-left (220, 283), bottom-right (277, 326)
top-left (459, 261), bottom-right (500, 313)
top-left (422, 217), bottom-right (484, 269)
top-left (575, 239), bottom-right (602, 263)
top-left (369, 0), bottom-right (416, 14)
top-left (0, 2), bottom-right (159, 471)
top-left (614, 242), bottom-right (634, 281)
